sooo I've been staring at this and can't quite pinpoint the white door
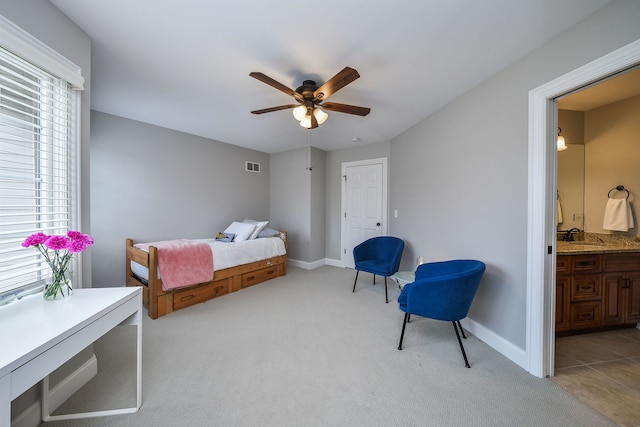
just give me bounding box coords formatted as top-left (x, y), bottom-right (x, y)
top-left (342, 158), bottom-right (387, 268)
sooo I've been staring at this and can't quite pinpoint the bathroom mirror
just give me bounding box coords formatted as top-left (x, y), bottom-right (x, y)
top-left (557, 109), bottom-right (585, 231)
top-left (557, 141), bottom-right (585, 231)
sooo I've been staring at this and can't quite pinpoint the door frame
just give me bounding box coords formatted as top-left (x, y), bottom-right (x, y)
top-left (340, 157), bottom-right (389, 267)
top-left (527, 39), bottom-right (640, 378)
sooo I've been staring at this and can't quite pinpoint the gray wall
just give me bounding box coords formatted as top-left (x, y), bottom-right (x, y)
top-left (310, 148), bottom-right (327, 262)
top-left (90, 111), bottom-right (271, 287)
top-left (388, 0), bottom-right (640, 349)
top-left (270, 146), bottom-right (326, 263)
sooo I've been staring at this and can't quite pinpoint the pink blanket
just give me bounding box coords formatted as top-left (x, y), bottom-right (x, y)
top-left (135, 239), bottom-right (213, 291)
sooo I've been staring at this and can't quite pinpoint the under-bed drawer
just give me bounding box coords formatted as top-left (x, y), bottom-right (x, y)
top-left (242, 266), bottom-right (278, 288)
top-left (173, 281), bottom-right (229, 310)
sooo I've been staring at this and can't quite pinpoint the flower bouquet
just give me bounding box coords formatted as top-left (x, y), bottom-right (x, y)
top-left (22, 231), bottom-right (94, 300)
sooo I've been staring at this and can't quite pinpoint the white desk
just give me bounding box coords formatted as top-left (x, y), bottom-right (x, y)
top-left (0, 287), bottom-right (142, 426)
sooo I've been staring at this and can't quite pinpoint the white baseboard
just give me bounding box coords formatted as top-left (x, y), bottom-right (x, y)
top-left (325, 258), bottom-right (343, 267)
top-left (12, 354), bottom-right (98, 427)
top-left (287, 258), bottom-right (343, 270)
top-left (287, 258), bottom-right (325, 270)
top-left (461, 318), bottom-right (527, 370)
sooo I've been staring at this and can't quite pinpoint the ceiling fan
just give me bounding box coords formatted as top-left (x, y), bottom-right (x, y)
top-left (249, 67), bottom-right (371, 129)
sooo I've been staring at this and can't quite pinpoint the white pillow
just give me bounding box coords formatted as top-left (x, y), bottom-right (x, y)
top-left (243, 219), bottom-right (269, 240)
top-left (223, 221), bottom-right (256, 242)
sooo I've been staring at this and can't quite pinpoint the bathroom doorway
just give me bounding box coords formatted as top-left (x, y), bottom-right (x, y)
top-left (526, 39), bottom-right (640, 379)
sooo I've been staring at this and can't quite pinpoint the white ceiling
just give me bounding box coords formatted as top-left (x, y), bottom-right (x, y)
top-left (50, 0), bottom-right (613, 154)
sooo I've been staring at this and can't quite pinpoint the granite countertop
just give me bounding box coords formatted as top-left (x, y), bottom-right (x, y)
top-left (556, 233), bottom-right (640, 255)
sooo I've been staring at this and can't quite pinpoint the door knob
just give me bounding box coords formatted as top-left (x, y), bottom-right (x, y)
top-left (376, 222), bottom-right (381, 226)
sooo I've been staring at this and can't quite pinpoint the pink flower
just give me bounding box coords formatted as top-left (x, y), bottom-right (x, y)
top-left (68, 233), bottom-right (94, 253)
top-left (44, 235), bottom-right (71, 251)
top-left (22, 232), bottom-right (49, 247)
top-left (66, 231), bottom-right (83, 240)
top-left (22, 230), bottom-right (93, 254)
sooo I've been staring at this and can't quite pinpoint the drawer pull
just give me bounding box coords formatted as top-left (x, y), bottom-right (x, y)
top-left (580, 313), bottom-right (593, 319)
top-left (180, 294), bottom-right (196, 302)
top-left (246, 275), bottom-right (255, 281)
top-left (267, 270), bottom-right (274, 275)
top-left (214, 285), bottom-right (225, 294)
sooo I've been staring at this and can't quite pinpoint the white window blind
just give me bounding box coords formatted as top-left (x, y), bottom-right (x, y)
top-left (0, 45), bottom-right (77, 300)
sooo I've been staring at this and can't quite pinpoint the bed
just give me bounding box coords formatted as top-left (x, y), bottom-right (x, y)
top-left (126, 230), bottom-right (287, 319)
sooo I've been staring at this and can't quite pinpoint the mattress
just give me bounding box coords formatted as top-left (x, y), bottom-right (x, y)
top-left (131, 236), bottom-right (286, 281)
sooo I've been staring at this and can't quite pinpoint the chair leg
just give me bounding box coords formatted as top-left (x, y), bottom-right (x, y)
top-left (373, 274), bottom-right (376, 285)
top-left (384, 276), bottom-right (388, 303)
top-left (352, 270), bottom-right (359, 292)
top-left (453, 321), bottom-right (471, 368)
top-left (398, 312), bottom-right (410, 350)
top-left (457, 320), bottom-right (467, 339)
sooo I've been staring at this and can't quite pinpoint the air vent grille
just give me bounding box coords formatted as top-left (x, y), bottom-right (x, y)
top-left (245, 161), bottom-right (260, 173)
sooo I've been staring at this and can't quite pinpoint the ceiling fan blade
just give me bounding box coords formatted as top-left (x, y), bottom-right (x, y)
top-left (321, 102), bottom-right (370, 116)
top-left (313, 67), bottom-right (360, 101)
top-left (249, 72), bottom-right (299, 99)
top-left (251, 104), bottom-right (298, 114)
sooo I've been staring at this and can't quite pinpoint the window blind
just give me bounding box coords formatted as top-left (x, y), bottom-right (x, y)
top-left (0, 45), bottom-right (76, 300)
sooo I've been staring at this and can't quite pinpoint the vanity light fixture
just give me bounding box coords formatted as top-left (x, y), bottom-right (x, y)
top-left (557, 127), bottom-right (567, 151)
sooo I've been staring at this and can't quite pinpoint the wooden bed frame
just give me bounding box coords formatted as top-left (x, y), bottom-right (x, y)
top-left (125, 232), bottom-right (287, 319)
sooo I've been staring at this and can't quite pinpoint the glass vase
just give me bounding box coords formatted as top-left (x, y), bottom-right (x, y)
top-left (43, 271), bottom-right (72, 300)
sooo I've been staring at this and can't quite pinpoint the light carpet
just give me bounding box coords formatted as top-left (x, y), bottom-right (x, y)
top-left (42, 266), bottom-right (616, 426)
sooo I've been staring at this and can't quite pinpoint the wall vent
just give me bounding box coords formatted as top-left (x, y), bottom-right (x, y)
top-left (245, 161), bottom-right (260, 173)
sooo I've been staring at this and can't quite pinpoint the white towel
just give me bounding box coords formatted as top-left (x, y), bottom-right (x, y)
top-left (556, 199), bottom-right (563, 225)
top-left (603, 198), bottom-right (634, 231)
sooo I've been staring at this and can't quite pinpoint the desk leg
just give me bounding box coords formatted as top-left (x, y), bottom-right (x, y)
top-left (41, 306), bottom-right (142, 422)
top-left (134, 305), bottom-right (142, 410)
top-left (1, 375), bottom-right (9, 427)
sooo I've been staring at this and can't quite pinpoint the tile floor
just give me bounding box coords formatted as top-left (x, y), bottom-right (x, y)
top-left (554, 327), bottom-right (640, 427)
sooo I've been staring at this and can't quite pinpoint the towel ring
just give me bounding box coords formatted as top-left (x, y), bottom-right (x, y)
top-left (608, 185), bottom-right (630, 199)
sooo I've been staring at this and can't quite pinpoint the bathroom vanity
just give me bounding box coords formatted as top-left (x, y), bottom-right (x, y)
top-left (556, 237), bottom-right (640, 335)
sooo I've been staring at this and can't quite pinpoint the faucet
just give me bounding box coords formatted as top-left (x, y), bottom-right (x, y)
top-left (562, 228), bottom-right (581, 242)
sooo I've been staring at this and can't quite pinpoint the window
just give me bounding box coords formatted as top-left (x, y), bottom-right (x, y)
top-left (0, 16), bottom-right (84, 303)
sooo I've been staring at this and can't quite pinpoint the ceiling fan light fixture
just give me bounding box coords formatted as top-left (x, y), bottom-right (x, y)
top-left (298, 108), bottom-right (328, 129)
top-left (292, 105), bottom-right (307, 121)
top-left (299, 117), bottom-right (311, 128)
top-left (314, 107), bottom-right (328, 125)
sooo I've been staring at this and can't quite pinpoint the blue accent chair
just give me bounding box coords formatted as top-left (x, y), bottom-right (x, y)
top-left (352, 236), bottom-right (405, 303)
top-left (397, 259), bottom-right (486, 368)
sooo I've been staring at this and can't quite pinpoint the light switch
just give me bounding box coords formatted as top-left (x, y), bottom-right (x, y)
top-left (394, 210), bottom-right (398, 218)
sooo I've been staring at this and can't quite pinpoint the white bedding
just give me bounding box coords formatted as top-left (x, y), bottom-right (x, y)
top-left (131, 236), bottom-right (286, 281)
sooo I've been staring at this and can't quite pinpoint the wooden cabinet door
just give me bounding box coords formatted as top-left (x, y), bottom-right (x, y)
top-left (602, 273), bottom-right (624, 325)
top-left (625, 272), bottom-right (640, 323)
top-left (555, 275), bottom-right (570, 332)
